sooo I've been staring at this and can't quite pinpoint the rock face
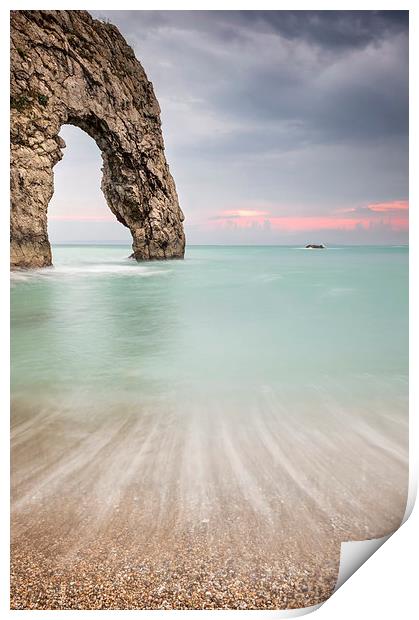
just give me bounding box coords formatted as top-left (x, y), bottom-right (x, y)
top-left (10, 10), bottom-right (185, 268)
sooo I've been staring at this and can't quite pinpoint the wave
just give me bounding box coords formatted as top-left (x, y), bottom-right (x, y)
top-left (256, 273), bottom-right (284, 283)
top-left (324, 286), bottom-right (356, 297)
top-left (11, 264), bottom-right (172, 283)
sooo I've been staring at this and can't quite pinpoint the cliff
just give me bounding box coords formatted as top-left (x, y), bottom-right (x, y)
top-left (10, 10), bottom-right (185, 268)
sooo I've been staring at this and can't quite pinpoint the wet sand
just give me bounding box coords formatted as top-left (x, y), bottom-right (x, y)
top-left (11, 391), bottom-right (408, 609)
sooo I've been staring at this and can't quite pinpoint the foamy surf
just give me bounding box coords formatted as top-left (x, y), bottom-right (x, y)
top-left (10, 263), bottom-right (172, 283)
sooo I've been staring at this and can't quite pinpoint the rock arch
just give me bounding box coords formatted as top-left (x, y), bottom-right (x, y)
top-left (10, 10), bottom-right (185, 268)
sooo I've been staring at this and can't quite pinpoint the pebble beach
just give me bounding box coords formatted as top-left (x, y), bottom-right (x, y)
top-left (11, 395), bottom-right (407, 610)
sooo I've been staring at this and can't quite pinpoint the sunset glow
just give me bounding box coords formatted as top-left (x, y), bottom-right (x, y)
top-left (210, 200), bottom-right (409, 233)
top-left (367, 200), bottom-right (409, 213)
top-left (49, 199), bottom-right (408, 237)
top-left (222, 209), bottom-right (270, 218)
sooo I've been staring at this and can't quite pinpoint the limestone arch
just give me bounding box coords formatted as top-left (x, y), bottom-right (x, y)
top-left (11, 10), bottom-right (185, 268)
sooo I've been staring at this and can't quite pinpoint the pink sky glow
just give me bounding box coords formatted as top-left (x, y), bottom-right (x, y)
top-left (210, 200), bottom-right (408, 233)
top-left (48, 200), bottom-right (408, 234)
top-left (366, 200), bottom-right (409, 213)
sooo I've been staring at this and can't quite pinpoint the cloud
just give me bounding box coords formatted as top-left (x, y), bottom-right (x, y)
top-left (94, 10), bottom-right (408, 150)
top-left (50, 11), bottom-right (409, 245)
top-left (366, 199), bottom-right (408, 213)
top-left (99, 11), bottom-right (408, 52)
top-left (334, 199), bottom-right (409, 217)
top-left (233, 11), bottom-right (408, 51)
top-left (214, 209), bottom-right (270, 219)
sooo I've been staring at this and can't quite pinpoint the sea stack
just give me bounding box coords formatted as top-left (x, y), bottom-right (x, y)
top-left (10, 10), bottom-right (185, 268)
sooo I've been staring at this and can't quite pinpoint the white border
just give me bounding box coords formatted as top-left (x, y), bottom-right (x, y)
top-left (2, 2), bottom-right (416, 618)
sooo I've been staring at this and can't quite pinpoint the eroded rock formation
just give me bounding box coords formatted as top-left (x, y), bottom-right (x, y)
top-left (10, 10), bottom-right (185, 268)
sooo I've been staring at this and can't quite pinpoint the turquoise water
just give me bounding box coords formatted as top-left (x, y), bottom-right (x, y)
top-left (11, 244), bottom-right (409, 566)
top-left (11, 244), bottom-right (408, 411)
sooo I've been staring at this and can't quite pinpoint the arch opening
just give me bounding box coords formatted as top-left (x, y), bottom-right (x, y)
top-left (48, 124), bottom-right (131, 253)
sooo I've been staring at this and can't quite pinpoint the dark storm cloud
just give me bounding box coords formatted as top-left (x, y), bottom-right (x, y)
top-left (96, 10), bottom-right (408, 150)
top-left (233, 11), bottom-right (408, 51)
top-left (101, 10), bottom-right (408, 50)
top-left (211, 47), bottom-right (408, 146)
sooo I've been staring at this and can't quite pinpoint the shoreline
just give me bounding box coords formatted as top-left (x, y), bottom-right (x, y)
top-left (11, 397), bottom-right (408, 610)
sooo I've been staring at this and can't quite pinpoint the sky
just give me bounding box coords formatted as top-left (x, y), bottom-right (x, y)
top-left (48, 10), bottom-right (409, 245)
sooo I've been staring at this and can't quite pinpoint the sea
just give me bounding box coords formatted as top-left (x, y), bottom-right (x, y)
top-left (11, 244), bottom-right (409, 568)
top-left (11, 244), bottom-right (408, 412)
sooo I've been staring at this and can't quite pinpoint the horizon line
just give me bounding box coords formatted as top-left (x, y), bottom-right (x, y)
top-left (51, 241), bottom-right (409, 247)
